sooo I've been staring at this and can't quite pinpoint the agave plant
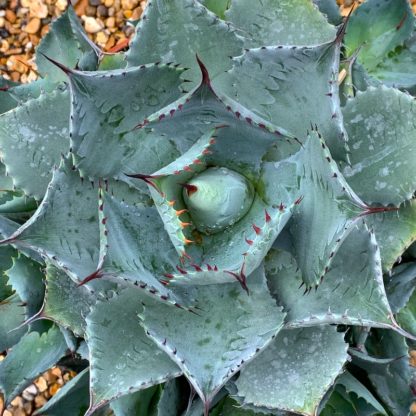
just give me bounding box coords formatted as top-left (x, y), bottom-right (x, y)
top-left (1, 0), bottom-right (416, 415)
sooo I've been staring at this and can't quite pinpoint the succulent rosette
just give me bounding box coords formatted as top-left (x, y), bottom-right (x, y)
top-left (0, 1), bottom-right (416, 416)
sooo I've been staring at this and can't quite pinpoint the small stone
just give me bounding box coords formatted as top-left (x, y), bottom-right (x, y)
top-left (105, 16), bottom-right (115, 28)
top-left (85, 5), bottom-right (97, 16)
top-left (35, 376), bottom-right (48, 392)
top-left (0, 17), bottom-right (5, 28)
top-left (24, 384), bottom-right (38, 396)
top-left (40, 25), bottom-right (49, 37)
top-left (96, 30), bottom-right (109, 46)
top-left (108, 6), bottom-right (115, 16)
top-left (23, 17), bottom-right (41, 34)
top-left (10, 396), bottom-right (23, 407)
top-left (123, 9), bottom-right (132, 19)
top-left (122, 0), bottom-right (139, 9)
top-left (104, 36), bottom-right (116, 50)
top-left (21, 0), bottom-right (31, 6)
top-left (56, 0), bottom-right (68, 11)
top-left (49, 383), bottom-right (61, 396)
top-left (89, 0), bottom-right (101, 5)
top-left (5, 10), bottom-right (17, 24)
top-left (34, 395), bottom-right (47, 408)
top-left (3, 411), bottom-right (13, 416)
top-left (131, 7), bottom-right (142, 19)
top-left (97, 5), bottom-right (108, 17)
top-left (82, 16), bottom-right (104, 33)
top-left (7, 56), bottom-right (27, 73)
top-left (51, 367), bottom-right (62, 377)
top-left (29, 0), bottom-right (49, 18)
top-left (104, 0), bottom-right (113, 6)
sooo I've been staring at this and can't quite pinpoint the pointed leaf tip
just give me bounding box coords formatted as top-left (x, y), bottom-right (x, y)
top-left (38, 52), bottom-right (74, 75)
top-left (195, 55), bottom-right (211, 86)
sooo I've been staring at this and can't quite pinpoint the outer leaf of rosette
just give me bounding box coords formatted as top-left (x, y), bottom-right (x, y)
top-left (266, 129), bottom-right (365, 288)
top-left (140, 265), bottom-right (285, 412)
top-left (266, 223), bottom-right (396, 330)
top-left (67, 62), bottom-right (187, 180)
top-left (35, 5), bottom-right (100, 82)
top-left (126, 0), bottom-right (243, 85)
top-left (85, 289), bottom-right (182, 415)
top-left (0, 87), bottom-right (70, 200)
top-left (1, 157), bottom-right (100, 282)
top-left (231, 326), bottom-right (349, 415)
top-left (365, 199), bottom-right (416, 273)
top-left (0, 77), bottom-right (19, 114)
top-left (341, 86), bottom-right (416, 206)
top-left (224, 0), bottom-right (336, 48)
top-left (344, 0), bottom-right (414, 72)
top-left (97, 190), bottom-right (192, 308)
top-left (215, 41), bottom-right (348, 161)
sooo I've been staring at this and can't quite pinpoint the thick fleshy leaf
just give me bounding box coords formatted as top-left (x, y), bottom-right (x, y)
top-left (365, 199), bottom-right (416, 272)
top-left (269, 129), bottom-right (364, 287)
top-left (234, 326), bottom-right (348, 415)
top-left (0, 88), bottom-right (70, 200)
top-left (98, 192), bottom-right (188, 307)
top-left (140, 266), bottom-right (285, 408)
top-left (85, 289), bottom-right (181, 414)
top-left (33, 368), bottom-right (90, 416)
top-left (40, 265), bottom-right (99, 337)
top-left (68, 62), bottom-right (186, 179)
top-left (0, 245), bottom-right (16, 301)
top-left (0, 78), bottom-right (19, 114)
top-left (358, 329), bottom-right (415, 415)
top-left (199, 0), bottom-right (230, 19)
top-left (126, 0), bottom-right (243, 84)
top-left (341, 86), bottom-right (416, 205)
top-left (5, 254), bottom-right (44, 319)
top-left (36, 5), bottom-right (99, 82)
top-left (216, 41), bottom-right (347, 160)
top-left (157, 379), bottom-right (188, 416)
top-left (344, 0), bottom-right (414, 72)
top-left (4, 158), bottom-right (100, 281)
top-left (110, 385), bottom-right (161, 416)
top-left (0, 325), bottom-right (67, 405)
top-left (386, 262), bottom-right (416, 313)
top-left (225, 0), bottom-right (336, 48)
top-left (267, 223), bottom-right (394, 329)
top-left (0, 294), bottom-right (27, 352)
top-left (396, 290), bottom-right (416, 336)
top-left (313, 0), bottom-right (342, 26)
top-left (371, 33), bottom-right (416, 90)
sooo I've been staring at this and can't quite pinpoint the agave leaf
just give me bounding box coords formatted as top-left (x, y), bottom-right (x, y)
top-left (225, 0), bottom-right (336, 48)
top-left (35, 5), bottom-right (100, 82)
top-left (0, 245), bottom-right (16, 301)
top-left (6, 78), bottom-right (57, 103)
top-left (386, 262), bottom-right (416, 313)
top-left (216, 41), bottom-right (347, 160)
top-left (110, 385), bottom-right (161, 416)
top-left (156, 379), bottom-right (188, 416)
top-left (341, 86), bottom-right (416, 206)
top-left (233, 326), bottom-right (348, 415)
top-left (3, 158), bottom-right (100, 281)
top-left (365, 200), bottom-right (416, 272)
top-left (67, 62), bottom-right (186, 180)
top-left (98, 53), bottom-right (127, 70)
top-left (126, 0), bottom-right (243, 85)
top-left (0, 325), bottom-right (67, 406)
top-left (0, 293), bottom-right (27, 352)
top-left (85, 288), bottom-right (182, 414)
top-left (0, 88), bottom-right (70, 200)
top-left (33, 368), bottom-right (90, 416)
top-left (370, 32), bottom-right (416, 90)
top-left (357, 329), bottom-right (415, 415)
top-left (140, 266), bottom-right (285, 410)
top-left (0, 77), bottom-right (19, 114)
top-left (344, 0), bottom-right (414, 72)
top-left (39, 265), bottom-right (100, 337)
top-left (97, 191), bottom-right (188, 307)
top-left (199, 0), bottom-right (230, 19)
top-left (5, 253), bottom-right (44, 319)
top-left (312, 0), bottom-right (342, 26)
top-left (267, 223), bottom-right (394, 329)
top-left (269, 130), bottom-right (364, 287)
top-left (395, 290), bottom-right (416, 337)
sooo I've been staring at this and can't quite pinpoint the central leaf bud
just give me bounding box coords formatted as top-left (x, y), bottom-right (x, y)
top-left (182, 167), bottom-right (254, 234)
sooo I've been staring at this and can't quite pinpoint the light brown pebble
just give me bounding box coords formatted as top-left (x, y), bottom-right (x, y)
top-left (35, 376), bottom-right (48, 393)
top-left (7, 56), bottom-right (27, 73)
top-left (21, 0), bottom-right (31, 6)
top-left (5, 10), bottom-right (17, 23)
top-left (108, 6), bottom-right (115, 16)
top-left (34, 395), bottom-right (48, 408)
top-left (23, 401), bottom-right (34, 414)
top-left (82, 15), bottom-right (104, 33)
top-left (104, 0), bottom-right (114, 6)
top-left (121, 0), bottom-right (139, 10)
top-left (105, 16), bottom-right (115, 27)
top-left (0, 40), bottom-right (8, 53)
top-left (29, 0), bottom-right (49, 18)
top-left (0, 17), bottom-right (5, 28)
top-left (123, 9), bottom-right (132, 18)
top-left (23, 17), bottom-right (41, 34)
top-left (96, 30), bottom-right (109, 45)
top-left (10, 396), bottom-right (23, 407)
top-left (56, 0), bottom-right (69, 11)
top-left (104, 36), bottom-right (116, 50)
top-left (131, 6), bottom-right (142, 19)
top-left (3, 411), bottom-right (13, 416)
top-left (49, 383), bottom-right (61, 396)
